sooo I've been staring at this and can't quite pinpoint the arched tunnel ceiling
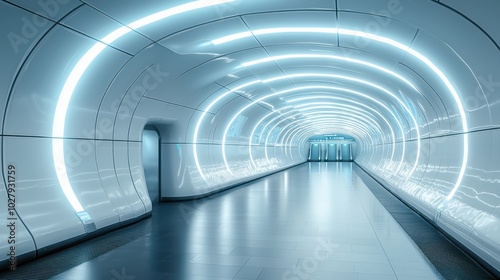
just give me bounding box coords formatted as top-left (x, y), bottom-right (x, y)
top-left (2, 0), bottom-right (500, 274)
top-left (1, 0), bottom-right (498, 194)
top-left (3, 0), bottom-right (498, 139)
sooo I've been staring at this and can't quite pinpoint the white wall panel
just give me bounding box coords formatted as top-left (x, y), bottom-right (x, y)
top-left (403, 31), bottom-right (492, 132)
top-left (233, 0), bottom-right (335, 14)
top-left (243, 11), bottom-right (339, 46)
top-left (470, 207), bottom-right (500, 273)
top-left (61, 5), bottom-right (153, 55)
top-left (436, 131), bottom-right (499, 263)
top-left (187, 110), bottom-right (216, 145)
top-left (64, 49), bottom-right (130, 139)
top-left (395, 64), bottom-right (449, 136)
top-left (95, 141), bottom-right (135, 221)
top-left (441, 0), bottom-right (500, 45)
top-left (2, 137), bottom-right (85, 249)
top-left (158, 17), bottom-right (260, 57)
top-left (81, 0), bottom-right (240, 41)
top-left (95, 44), bottom-right (166, 141)
top-left (5, 26), bottom-right (128, 138)
top-left (160, 143), bottom-right (197, 198)
top-left (404, 138), bottom-right (431, 201)
top-left (0, 137), bottom-right (36, 267)
top-left (128, 142), bottom-right (152, 212)
top-left (4, 0), bottom-right (82, 21)
top-left (129, 98), bottom-right (192, 142)
top-left (63, 139), bottom-right (120, 229)
top-left (264, 44), bottom-right (399, 70)
top-left (207, 96), bottom-right (259, 145)
top-left (338, 11), bottom-right (417, 63)
top-left (0, 2), bottom-right (55, 133)
top-left (453, 132), bottom-right (497, 215)
top-left (145, 48), bottom-right (274, 105)
top-left (337, 1), bottom-right (455, 43)
top-left (112, 65), bottom-right (172, 141)
top-left (166, 140), bottom-right (306, 199)
top-left (191, 85), bottom-right (241, 117)
top-left (113, 141), bottom-right (146, 217)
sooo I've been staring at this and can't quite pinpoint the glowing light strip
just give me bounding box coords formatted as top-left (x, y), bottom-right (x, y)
top-left (221, 86), bottom-right (310, 174)
top-left (194, 79), bottom-right (261, 181)
top-left (264, 115), bottom-right (296, 164)
top-left (257, 109), bottom-right (295, 145)
top-left (297, 106), bottom-right (384, 132)
top-left (294, 126), bottom-right (364, 147)
top-left (284, 123), bottom-right (369, 162)
top-left (213, 27), bottom-right (467, 199)
top-left (285, 100), bottom-right (383, 144)
top-left (290, 121), bottom-right (373, 157)
top-left (223, 85), bottom-right (407, 175)
top-left (248, 107), bottom-right (294, 169)
top-left (245, 54), bottom-right (417, 92)
top-left (264, 71), bottom-right (421, 178)
top-left (283, 111), bottom-right (376, 145)
top-left (211, 27), bottom-right (339, 45)
top-left (291, 100), bottom-right (395, 147)
top-left (227, 89), bottom-right (381, 173)
top-left (282, 117), bottom-right (374, 148)
top-left (290, 122), bottom-right (365, 146)
top-left (288, 123), bottom-right (368, 163)
top-left (287, 95), bottom-right (403, 171)
top-left (52, 0), bottom-right (234, 213)
top-left (284, 87), bottom-right (406, 172)
top-left (194, 52), bottom-right (419, 182)
top-left (278, 103), bottom-right (382, 158)
top-left (292, 124), bottom-right (368, 149)
top-left (285, 97), bottom-right (397, 168)
top-left (249, 109), bottom-right (296, 168)
top-left (284, 119), bottom-right (371, 162)
top-left (268, 116), bottom-right (373, 166)
top-left (205, 28), bottom-right (466, 202)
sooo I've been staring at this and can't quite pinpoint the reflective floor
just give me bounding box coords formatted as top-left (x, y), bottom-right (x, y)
top-left (46, 162), bottom-right (442, 280)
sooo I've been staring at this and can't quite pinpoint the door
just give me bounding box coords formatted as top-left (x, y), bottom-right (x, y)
top-left (142, 127), bottom-right (160, 203)
top-left (341, 143), bottom-right (353, 162)
top-left (308, 143), bottom-right (321, 161)
top-left (326, 143), bottom-right (338, 162)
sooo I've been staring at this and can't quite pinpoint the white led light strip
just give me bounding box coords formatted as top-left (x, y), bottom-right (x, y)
top-left (289, 121), bottom-right (373, 161)
top-left (282, 119), bottom-right (373, 162)
top-left (223, 84), bottom-right (409, 176)
top-left (52, 0), bottom-right (234, 215)
top-left (248, 107), bottom-right (295, 169)
top-left (222, 86), bottom-right (385, 174)
top-left (274, 109), bottom-right (381, 150)
top-left (282, 118), bottom-right (374, 150)
top-left (264, 111), bottom-right (379, 165)
top-left (283, 100), bottom-right (387, 147)
top-left (210, 27), bottom-right (468, 202)
top-left (287, 95), bottom-right (404, 172)
top-left (276, 104), bottom-right (384, 158)
top-left (288, 99), bottom-right (395, 147)
top-left (270, 72), bottom-right (419, 176)
top-left (194, 53), bottom-right (422, 183)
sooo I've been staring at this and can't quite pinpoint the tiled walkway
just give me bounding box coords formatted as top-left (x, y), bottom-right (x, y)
top-left (46, 162), bottom-right (442, 280)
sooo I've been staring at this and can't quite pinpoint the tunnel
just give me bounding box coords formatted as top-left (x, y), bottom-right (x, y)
top-left (1, 0), bottom-right (499, 279)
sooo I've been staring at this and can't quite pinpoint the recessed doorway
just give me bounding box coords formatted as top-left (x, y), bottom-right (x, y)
top-left (142, 126), bottom-right (160, 203)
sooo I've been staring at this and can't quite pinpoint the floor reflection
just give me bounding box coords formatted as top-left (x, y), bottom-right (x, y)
top-left (46, 162), bottom-right (443, 280)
